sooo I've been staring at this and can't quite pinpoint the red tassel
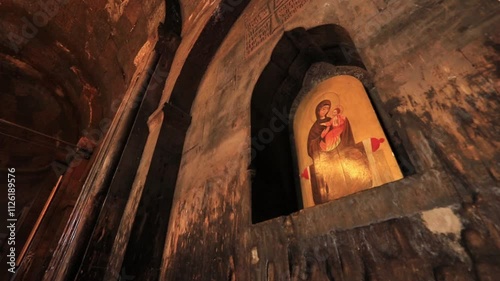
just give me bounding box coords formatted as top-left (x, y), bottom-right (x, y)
top-left (301, 167), bottom-right (309, 180)
top-left (371, 138), bottom-right (385, 152)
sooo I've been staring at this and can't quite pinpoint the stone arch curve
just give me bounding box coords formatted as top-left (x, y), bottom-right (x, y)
top-left (289, 62), bottom-right (373, 122)
top-left (250, 24), bottom-right (413, 223)
top-left (250, 24), bottom-right (370, 223)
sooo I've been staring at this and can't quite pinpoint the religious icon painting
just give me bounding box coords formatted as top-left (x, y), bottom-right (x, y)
top-left (293, 75), bottom-right (403, 208)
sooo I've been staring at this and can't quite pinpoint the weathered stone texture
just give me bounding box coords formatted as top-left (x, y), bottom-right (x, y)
top-left (159, 0), bottom-right (500, 280)
top-left (2, 0), bottom-right (498, 280)
top-left (0, 0), bottom-right (165, 279)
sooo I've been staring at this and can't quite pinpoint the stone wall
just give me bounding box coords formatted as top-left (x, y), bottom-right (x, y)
top-left (0, 0), bottom-right (165, 279)
top-left (158, 0), bottom-right (499, 280)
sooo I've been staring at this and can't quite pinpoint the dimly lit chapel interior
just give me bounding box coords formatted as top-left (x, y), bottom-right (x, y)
top-left (0, 0), bottom-right (499, 280)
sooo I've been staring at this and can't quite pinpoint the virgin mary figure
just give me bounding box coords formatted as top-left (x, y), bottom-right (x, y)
top-left (307, 100), bottom-right (372, 204)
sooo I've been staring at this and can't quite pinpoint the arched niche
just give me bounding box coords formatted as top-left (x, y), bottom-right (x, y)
top-left (250, 25), bottom-right (413, 223)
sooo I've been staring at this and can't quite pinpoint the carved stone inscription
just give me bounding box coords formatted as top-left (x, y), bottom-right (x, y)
top-left (245, 0), bottom-right (310, 56)
top-left (275, 0), bottom-right (307, 23)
